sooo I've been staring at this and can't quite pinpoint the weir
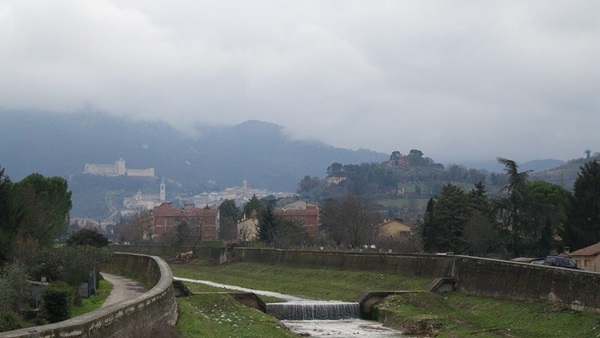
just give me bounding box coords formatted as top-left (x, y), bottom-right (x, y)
top-left (266, 301), bottom-right (361, 320)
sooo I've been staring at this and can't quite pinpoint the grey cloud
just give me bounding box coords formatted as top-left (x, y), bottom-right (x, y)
top-left (0, 0), bottom-right (598, 164)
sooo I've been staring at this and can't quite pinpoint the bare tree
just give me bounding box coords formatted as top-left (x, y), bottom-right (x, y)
top-left (117, 211), bottom-right (154, 244)
top-left (320, 195), bottom-right (382, 248)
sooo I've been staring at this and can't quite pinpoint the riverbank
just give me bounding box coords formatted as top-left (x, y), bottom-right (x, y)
top-left (171, 260), bottom-right (600, 337)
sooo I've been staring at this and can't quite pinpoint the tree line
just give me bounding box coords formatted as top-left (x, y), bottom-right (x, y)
top-left (420, 158), bottom-right (600, 257)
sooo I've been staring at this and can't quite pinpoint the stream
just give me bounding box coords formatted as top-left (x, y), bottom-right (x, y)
top-left (174, 277), bottom-right (406, 337)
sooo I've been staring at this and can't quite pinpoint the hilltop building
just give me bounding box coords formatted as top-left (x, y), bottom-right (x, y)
top-left (84, 158), bottom-right (154, 177)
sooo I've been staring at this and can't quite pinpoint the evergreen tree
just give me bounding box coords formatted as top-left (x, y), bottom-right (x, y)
top-left (433, 184), bottom-right (473, 254)
top-left (243, 195), bottom-right (264, 219)
top-left (469, 182), bottom-right (493, 220)
top-left (218, 199), bottom-right (240, 240)
top-left (497, 157), bottom-right (531, 256)
top-left (0, 168), bottom-right (23, 264)
top-left (420, 184), bottom-right (474, 254)
top-left (523, 181), bottom-right (570, 255)
top-left (564, 161), bottom-right (600, 250)
top-left (419, 197), bottom-right (436, 252)
top-left (258, 203), bottom-right (279, 245)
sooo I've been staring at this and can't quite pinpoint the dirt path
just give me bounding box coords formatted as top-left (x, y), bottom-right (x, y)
top-left (100, 272), bottom-right (147, 307)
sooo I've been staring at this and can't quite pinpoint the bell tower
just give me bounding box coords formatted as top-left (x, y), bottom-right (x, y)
top-left (160, 177), bottom-right (166, 202)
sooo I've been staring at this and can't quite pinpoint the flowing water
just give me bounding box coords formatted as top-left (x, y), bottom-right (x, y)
top-left (266, 301), bottom-right (360, 320)
top-left (174, 277), bottom-right (406, 337)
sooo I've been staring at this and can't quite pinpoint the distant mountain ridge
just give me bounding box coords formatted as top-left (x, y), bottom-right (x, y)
top-left (0, 110), bottom-right (388, 191)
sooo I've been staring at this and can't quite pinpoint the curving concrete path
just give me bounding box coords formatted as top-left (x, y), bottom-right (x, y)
top-left (100, 272), bottom-right (148, 307)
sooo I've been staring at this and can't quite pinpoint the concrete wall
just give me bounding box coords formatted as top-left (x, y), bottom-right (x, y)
top-left (453, 255), bottom-right (600, 312)
top-left (232, 248), bottom-right (453, 278)
top-left (111, 244), bottom-right (226, 263)
top-left (0, 253), bottom-right (177, 338)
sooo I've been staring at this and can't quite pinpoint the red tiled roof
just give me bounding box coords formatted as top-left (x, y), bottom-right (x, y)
top-left (569, 242), bottom-right (600, 256)
top-left (152, 202), bottom-right (218, 218)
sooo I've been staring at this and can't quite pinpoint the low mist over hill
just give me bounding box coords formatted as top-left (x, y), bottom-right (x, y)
top-left (0, 110), bottom-right (388, 191)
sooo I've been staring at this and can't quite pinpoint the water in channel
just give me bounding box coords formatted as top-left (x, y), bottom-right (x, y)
top-left (174, 277), bottom-right (406, 337)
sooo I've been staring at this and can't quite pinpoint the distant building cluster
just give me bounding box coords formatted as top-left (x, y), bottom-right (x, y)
top-left (84, 158), bottom-right (154, 177)
top-left (185, 179), bottom-right (295, 208)
top-left (121, 178), bottom-right (166, 217)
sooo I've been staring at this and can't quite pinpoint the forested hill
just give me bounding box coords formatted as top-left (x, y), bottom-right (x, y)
top-left (297, 151), bottom-right (597, 207)
top-left (0, 110), bottom-right (388, 191)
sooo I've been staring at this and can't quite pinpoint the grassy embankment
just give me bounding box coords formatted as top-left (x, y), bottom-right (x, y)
top-left (171, 259), bottom-right (600, 337)
top-left (377, 292), bottom-right (600, 337)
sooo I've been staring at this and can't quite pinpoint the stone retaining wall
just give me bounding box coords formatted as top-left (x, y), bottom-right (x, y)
top-left (111, 244), bottom-right (227, 264)
top-left (0, 253), bottom-right (177, 338)
top-left (453, 255), bottom-right (600, 312)
top-left (232, 248), bottom-right (453, 278)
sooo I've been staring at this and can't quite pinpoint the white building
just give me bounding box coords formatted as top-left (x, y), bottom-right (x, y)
top-left (84, 158), bottom-right (154, 177)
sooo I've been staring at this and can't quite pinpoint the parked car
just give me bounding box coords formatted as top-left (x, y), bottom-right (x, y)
top-left (543, 256), bottom-right (583, 270)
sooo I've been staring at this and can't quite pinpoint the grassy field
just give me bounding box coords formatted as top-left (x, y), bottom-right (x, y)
top-left (171, 260), bottom-right (600, 337)
top-left (170, 260), bottom-right (431, 302)
top-left (71, 279), bottom-right (113, 317)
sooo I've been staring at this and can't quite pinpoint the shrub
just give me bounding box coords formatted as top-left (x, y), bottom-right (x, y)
top-left (66, 229), bottom-right (109, 247)
top-left (42, 282), bottom-right (74, 323)
top-left (0, 262), bottom-right (31, 313)
top-left (0, 309), bottom-right (27, 332)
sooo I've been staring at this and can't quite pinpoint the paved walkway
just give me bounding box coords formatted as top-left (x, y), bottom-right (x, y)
top-left (100, 273), bottom-right (147, 307)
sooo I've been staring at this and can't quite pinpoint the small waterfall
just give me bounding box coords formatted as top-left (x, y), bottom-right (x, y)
top-left (266, 301), bottom-right (361, 320)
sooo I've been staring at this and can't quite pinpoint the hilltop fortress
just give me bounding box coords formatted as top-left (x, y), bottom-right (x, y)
top-left (84, 158), bottom-right (154, 177)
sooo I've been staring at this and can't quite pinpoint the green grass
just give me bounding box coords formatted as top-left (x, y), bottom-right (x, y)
top-left (170, 261), bottom-right (430, 302)
top-left (70, 279), bottom-right (113, 317)
top-left (176, 294), bottom-right (296, 337)
top-left (184, 283), bottom-right (286, 303)
top-left (377, 292), bottom-right (600, 337)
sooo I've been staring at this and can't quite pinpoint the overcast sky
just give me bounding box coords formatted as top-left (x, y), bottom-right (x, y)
top-left (1, 1), bottom-right (598, 164)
